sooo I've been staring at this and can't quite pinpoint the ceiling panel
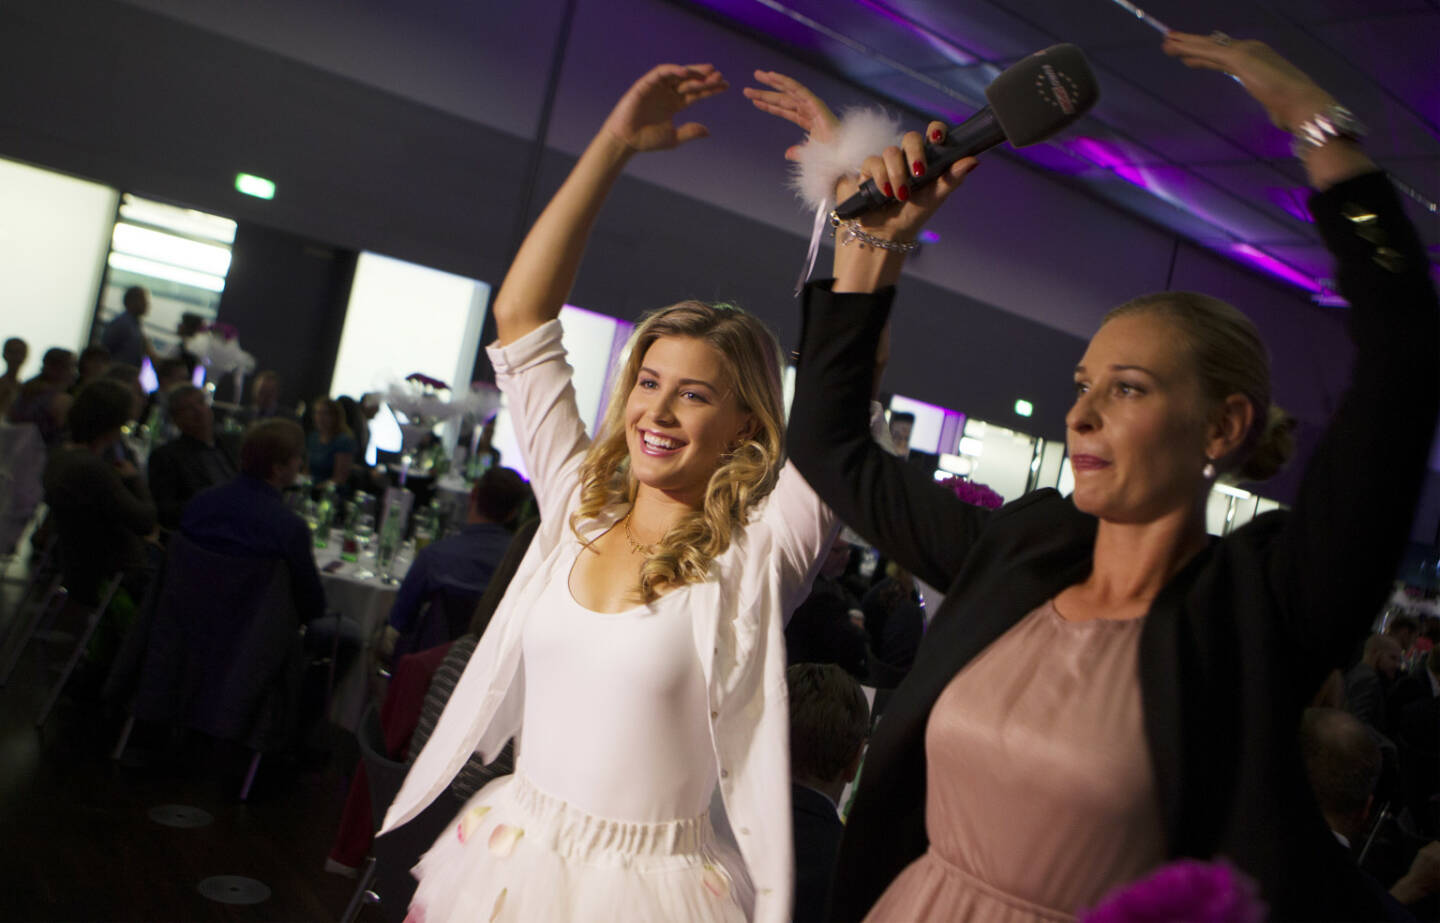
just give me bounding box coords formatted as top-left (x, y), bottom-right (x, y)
top-left (1312, 14), bottom-right (1440, 131)
top-left (680, 0), bottom-right (1440, 296)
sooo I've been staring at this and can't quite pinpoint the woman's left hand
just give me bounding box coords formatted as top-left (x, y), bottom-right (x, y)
top-left (1161, 31), bottom-right (1336, 132)
top-left (600, 63), bottom-right (728, 153)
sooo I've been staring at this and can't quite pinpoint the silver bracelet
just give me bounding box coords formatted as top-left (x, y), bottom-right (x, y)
top-left (1290, 103), bottom-right (1365, 158)
top-left (829, 212), bottom-right (921, 255)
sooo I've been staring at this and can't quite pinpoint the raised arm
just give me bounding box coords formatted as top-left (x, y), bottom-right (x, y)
top-left (491, 64), bottom-right (727, 346)
top-left (749, 72), bottom-right (987, 589)
top-left (1164, 33), bottom-right (1438, 668)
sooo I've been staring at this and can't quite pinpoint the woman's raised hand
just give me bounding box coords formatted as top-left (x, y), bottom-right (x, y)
top-left (850, 125), bottom-right (978, 242)
top-left (744, 70), bottom-right (841, 159)
top-left (1161, 31), bottom-right (1336, 132)
top-left (601, 63), bottom-right (728, 153)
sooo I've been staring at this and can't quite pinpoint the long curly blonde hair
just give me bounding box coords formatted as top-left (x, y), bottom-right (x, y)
top-left (571, 300), bottom-right (786, 602)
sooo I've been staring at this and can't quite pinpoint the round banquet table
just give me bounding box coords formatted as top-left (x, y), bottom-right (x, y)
top-left (315, 541), bottom-right (413, 731)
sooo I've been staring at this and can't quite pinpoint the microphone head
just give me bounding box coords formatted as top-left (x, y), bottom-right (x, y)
top-left (983, 43), bottom-right (1099, 147)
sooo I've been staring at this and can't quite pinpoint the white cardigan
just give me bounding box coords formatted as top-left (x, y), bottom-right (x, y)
top-left (381, 319), bottom-right (837, 923)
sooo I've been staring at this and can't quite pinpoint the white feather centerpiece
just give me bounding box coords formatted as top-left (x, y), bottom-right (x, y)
top-left (386, 374), bottom-right (502, 465)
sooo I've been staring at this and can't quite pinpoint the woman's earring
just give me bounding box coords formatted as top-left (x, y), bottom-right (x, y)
top-left (1202, 458), bottom-right (1217, 480)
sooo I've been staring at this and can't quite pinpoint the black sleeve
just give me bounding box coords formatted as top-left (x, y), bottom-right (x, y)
top-left (283, 516), bottom-right (327, 621)
top-left (787, 281), bottom-right (989, 592)
top-left (1269, 172), bottom-right (1440, 671)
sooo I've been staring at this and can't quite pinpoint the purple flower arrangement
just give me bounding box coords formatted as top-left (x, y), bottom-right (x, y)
top-left (936, 475), bottom-right (1004, 510)
top-left (405, 372), bottom-right (450, 392)
top-left (1079, 859), bottom-right (1267, 923)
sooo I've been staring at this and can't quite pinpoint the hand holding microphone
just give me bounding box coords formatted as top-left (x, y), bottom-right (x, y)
top-left (837, 43), bottom-right (1100, 218)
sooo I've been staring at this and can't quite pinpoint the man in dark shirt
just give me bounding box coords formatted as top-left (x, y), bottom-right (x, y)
top-left (181, 419), bottom-right (324, 621)
top-left (787, 663), bottom-right (869, 923)
top-left (100, 286), bottom-right (156, 369)
top-left (42, 379), bottom-right (158, 604)
top-left (381, 467), bottom-right (530, 652)
top-left (148, 386), bottom-right (238, 530)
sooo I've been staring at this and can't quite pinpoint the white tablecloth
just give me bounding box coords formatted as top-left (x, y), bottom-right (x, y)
top-left (316, 542), bottom-right (411, 730)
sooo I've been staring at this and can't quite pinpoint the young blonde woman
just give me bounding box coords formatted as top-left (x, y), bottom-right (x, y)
top-left (380, 64), bottom-right (837, 923)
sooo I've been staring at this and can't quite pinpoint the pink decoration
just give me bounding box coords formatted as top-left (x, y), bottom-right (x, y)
top-left (937, 475), bottom-right (1004, 509)
top-left (1079, 859), bottom-right (1267, 923)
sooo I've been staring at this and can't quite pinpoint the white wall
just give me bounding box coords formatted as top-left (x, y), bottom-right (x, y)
top-left (0, 156), bottom-right (116, 378)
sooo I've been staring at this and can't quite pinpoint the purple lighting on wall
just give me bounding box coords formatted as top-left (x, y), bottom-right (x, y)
top-left (1069, 137), bottom-right (1151, 189)
top-left (1229, 244), bottom-right (1322, 293)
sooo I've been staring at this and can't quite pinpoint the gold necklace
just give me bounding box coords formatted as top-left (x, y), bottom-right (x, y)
top-left (623, 513), bottom-right (657, 556)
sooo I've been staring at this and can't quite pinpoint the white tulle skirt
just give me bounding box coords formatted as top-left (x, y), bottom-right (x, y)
top-left (407, 773), bottom-right (750, 923)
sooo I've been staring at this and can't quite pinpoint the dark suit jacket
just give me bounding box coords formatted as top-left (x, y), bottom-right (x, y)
top-left (147, 433), bottom-right (238, 530)
top-left (181, 475), bottom-right (326, 621)
top-left (1344, 661), bottom-right (1390, 733)
top-left (787, 172), bottom-right (1437, 922)
top-left (792, 783), bottom-right (844, 923)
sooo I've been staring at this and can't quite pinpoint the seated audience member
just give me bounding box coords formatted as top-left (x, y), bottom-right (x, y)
top-left (1300, 707), bottom-right (1383, 852)
top-left (861, 565), bottom-right (925, 681)
top-left (1387, 613), bottom-right (1421, 659)
top-left (245, 370), bottom-right (291, 422)
top-left (147, 386), bottom-right (238, 530)
top-left (1301, 708), bottom-right (1440, 913)
top-left (0, 336), bottom-right (27, 417)
top-left (181, 419), bottom-right (324, 622)
top-left (101, 286), bottom-right (156, 368)
top-left (42, 379), bottom-right (158, 608)
top-left (102, 362), bottom-right (146, 424)
top-left (1346, 633), bottom-right (1404, 733)
top-left (71, 344), bottom-right (110, 395)
top-left (786, 588), bottom-right (869, 682)
top-left (9, 347), bottom-right (76, 446)
top-left (307, 396), bottom-right (356, 487)
top-left (381, 467), bottom-right (530, 657)
top-left (1395, 649), bottom-right (1440, 838)
top-left (788, 663), bottom-right (870, 923)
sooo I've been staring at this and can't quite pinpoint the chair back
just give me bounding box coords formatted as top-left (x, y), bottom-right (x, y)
top-left (356, 703), bottom-right (409, 827)
top-left (392, 581), bottom-right (482, 662)
top-left (135, 533), bottom-right (304, 749)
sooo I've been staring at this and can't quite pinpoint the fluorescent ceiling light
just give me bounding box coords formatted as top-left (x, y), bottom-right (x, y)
top-left (119, 194), bottom-right (236, 243)
top-left (1014, 398), bottom-right (1034, 417)
top-left (107, 252), bottom-right (227, 293)
top-left (112, 222), bottom-right (232, 276)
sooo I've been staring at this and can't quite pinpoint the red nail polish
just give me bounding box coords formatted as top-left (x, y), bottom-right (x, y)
top-left (897, 185), bottom-right (910, 202)
top-left (912, 161), bottom-right (924, 177)
top-left (882, 182), bottom-right (894, 198)
top-left (930, 129), bottom-right (943, 142)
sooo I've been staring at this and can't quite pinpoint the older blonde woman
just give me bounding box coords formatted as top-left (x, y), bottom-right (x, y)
top-left (759, 32), bottom-right (1439, 923)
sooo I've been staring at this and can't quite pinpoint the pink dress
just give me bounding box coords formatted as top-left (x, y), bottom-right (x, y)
top-left (864, 601), bottom-right (1166, 922)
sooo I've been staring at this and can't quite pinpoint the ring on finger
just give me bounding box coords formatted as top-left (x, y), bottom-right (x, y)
top-left (1208, 30), bottom-right (1232, 46)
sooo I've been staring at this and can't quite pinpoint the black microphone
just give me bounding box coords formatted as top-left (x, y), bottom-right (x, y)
top-left (835, 43), bottom-right (1100, 219)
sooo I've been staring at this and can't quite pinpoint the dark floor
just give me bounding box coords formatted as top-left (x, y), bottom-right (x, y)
top-left (0, 549), bottom-right (377, 922)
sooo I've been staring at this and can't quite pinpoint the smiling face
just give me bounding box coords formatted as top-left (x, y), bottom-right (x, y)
top-left (623, 335), bottom-right (754, 506)
top-left (1066, 312), bottom-right (1218, 524)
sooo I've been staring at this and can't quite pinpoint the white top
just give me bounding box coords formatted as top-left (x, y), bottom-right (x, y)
top-left (518, 541), bottom-right (716, 821)
top-left (382, 319), bottom-right (841, 923)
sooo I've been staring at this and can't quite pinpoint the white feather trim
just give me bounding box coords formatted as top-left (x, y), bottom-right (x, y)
top-left (789, 107), bottom-right (904, 210)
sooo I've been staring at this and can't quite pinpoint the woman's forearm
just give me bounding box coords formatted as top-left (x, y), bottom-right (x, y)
top-left (491, 131), bottom-right (633, 345)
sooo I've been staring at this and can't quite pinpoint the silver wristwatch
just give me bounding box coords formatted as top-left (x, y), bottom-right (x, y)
top-left (1290, 104), bottom-right (1366, 157)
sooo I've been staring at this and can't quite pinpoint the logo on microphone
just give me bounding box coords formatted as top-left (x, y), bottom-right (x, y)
top-left (1036, 65), bottom-right (1079, 115)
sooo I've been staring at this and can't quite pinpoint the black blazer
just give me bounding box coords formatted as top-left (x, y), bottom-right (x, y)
top-left (791, 783), bottom-right (845, 923)
top-left (787, 172), bottom-right (1438, 922)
